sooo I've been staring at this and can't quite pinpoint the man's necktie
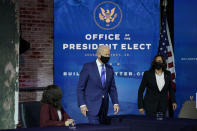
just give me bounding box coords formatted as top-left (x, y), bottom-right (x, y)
top-left (101, 65), bottom-right (105, 88)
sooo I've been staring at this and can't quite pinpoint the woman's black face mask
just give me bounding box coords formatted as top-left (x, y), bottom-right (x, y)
top-left (154, 62), bottom-right (163, 70)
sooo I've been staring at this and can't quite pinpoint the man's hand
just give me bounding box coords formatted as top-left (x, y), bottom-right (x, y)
top-left (172, 103), bottom-right (177, 110)
top-left (113, 104), bottom-right (119, 114)
top-left (139, 108), bottom-right (144, 114)
top-left (80, 105), bottom-right (88, 117)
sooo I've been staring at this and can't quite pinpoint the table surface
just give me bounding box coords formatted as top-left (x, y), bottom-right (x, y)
top-left (3, 124), bottom-right (131, 131)
top-left (110, 115), bottom-right (197, 131)
top-left (2, 115), bottom-right (197, 131)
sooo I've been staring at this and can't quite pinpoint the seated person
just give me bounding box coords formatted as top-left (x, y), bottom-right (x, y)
top-left (40, 85), bottom-right (74, 127)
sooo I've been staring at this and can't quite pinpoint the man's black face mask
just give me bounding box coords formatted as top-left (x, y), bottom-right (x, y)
top-left (100, 55), bottom-right (110, 64)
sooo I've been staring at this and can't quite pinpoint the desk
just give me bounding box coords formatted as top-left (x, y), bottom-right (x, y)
top-left (2, 115), bottom-right (197, 131)
top-left (4, 124), bottom-right (130, 131)
top-left (110, 115), bottom-right (197, 131)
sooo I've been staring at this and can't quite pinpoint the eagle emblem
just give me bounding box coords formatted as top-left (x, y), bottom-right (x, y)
top-left (99, 7), bottom-right (117, 24)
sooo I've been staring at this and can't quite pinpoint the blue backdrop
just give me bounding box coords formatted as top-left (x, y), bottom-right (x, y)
top-left (54, 0), bottom-right (160, 123)
top-left (174, 0), bottom-right (197, 116)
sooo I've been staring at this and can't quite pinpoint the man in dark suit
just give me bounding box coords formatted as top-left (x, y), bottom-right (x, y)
top-left (77, 45), bottom-right (119, 124)
top-left (138, 55), bottom-right (177, 117)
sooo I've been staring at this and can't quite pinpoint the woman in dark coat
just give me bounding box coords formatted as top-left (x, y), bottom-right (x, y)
top-left (138, 55), bottom-right (177, 117)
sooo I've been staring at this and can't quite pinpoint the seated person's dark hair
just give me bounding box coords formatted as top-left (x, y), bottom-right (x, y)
top-left (40, 85), bottom-right (74, 127)
top-left (41, 85), bottom-right (62, 109)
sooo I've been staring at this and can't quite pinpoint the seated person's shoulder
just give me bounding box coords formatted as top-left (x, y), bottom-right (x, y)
top-left (41, 103), bottom-right (51, 109)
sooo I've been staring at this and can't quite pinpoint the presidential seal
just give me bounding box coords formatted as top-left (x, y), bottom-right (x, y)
top-left (94, 1), bottom-right (122, 30)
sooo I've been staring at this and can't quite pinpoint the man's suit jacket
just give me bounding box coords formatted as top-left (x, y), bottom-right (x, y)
top-left (77, 61), bottom-right (119, 116)
top-left (138, 70), bottom-right (176, 114)
top-left (40, 104), bottom-right (70, 127)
